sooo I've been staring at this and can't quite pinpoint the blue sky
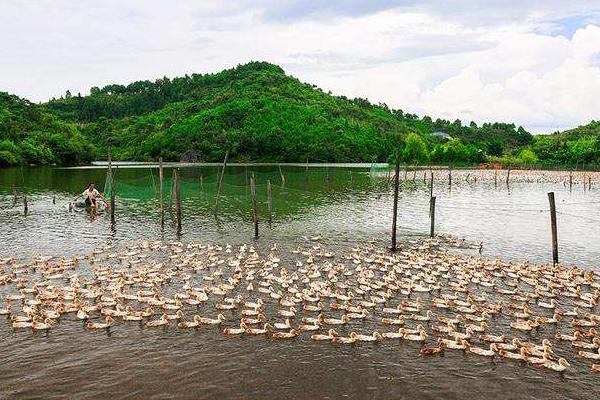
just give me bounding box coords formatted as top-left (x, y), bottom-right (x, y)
top-left (1, 0), bottom-right (600, 133)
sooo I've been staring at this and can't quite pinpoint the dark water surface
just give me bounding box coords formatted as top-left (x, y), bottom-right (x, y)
top-left (1, 165), bottom-right (599, 400)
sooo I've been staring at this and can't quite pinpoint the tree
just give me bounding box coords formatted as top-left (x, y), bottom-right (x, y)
top-left (402, 132), bottom-right (429, 164)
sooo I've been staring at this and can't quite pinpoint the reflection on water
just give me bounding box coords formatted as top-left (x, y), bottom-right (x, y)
top-left (1, 165), bottom-right (600, 400)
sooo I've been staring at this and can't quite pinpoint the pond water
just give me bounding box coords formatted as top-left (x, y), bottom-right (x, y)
top-left (1, 165), bottom-right (599, 400)
top-left (1, 165), bottom-right (599, 266)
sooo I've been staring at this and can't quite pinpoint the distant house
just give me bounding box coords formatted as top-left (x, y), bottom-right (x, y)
top-left (431, 130), bottom-right (452, 141)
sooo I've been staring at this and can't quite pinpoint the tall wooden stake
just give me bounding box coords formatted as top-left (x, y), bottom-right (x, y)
top-left (159, 157), bottom-right (164, 227)
top-left (174, 168), bottom-right (182, 234)
top-left (506, 167), bottom-right (511, 187)
top-left (569, 170), bottom-right (573, 192)
top-left (214, 150), bottom-right (229, 212)
top-left (391, 155), bottom-right (400, 251)
top-left (108, 148), bottom-right (115, 223)
top-left (429, 196), bottom-right (436, 238)
top-left (267, 179), bottom-right (273, 223)
top-left (494, 169), bottom-right (498, 188)
top-left (548, 192), bottom-right (558, 266)
top-left (278, 164), bottom-right (286, 187)
top-left (23, 195), bottom-right (28, 215)
top-left (251, 172), bottom-right (258, 238)
top-left (429, 172), bottom-right (434, 217)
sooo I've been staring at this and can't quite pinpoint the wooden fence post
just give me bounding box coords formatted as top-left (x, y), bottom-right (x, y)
top-left (391, 155), bottom-right (400, 251)
top-left (267, 179), bottom-right (273, 223)
top-left (108, 148), bottom-right (115, 223)
top-left (278, 164), bottom-right (286, 187)
top-left (214, 150), bottom-right (229, 212)
top-left (548, 192), bottom-right (559, 266)
top-left (251, 173), bottom-right (258, 238)
top-left (174, 168), bottom-right (182, 234)
top-left (569, 170), bottom-right (573, 192)
top-left (429, 196), bottom-right (436, 238)
top-left (159, 157), bottom-right (164, 226)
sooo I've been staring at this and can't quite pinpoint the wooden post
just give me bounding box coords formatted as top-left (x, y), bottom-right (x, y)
top-left (569, 170), bottom-right (573, 192)
top-left (423, 171), bottom-right (426, 184)
top-left (548, 192), bottom-right (558, 266)
top-left (267, 179), bottom-right (273, 223)
top-left (589, 176), bottom-right (592, 190)
top-left (159, 158), bottom-right (164, 226)
top-left (108, 148), bottom-right (115, 223)
top-left (251, 172), bottom-right (258, 238)
top-left (110, 175), bottom-right (115, 224)
top-left (429, 172), bottom-right (434, 216)
top-left (23, 195), bottom-right (28, 215)
top-left (174, 168), bottom-right (182, 234)
top-left (214, 150), bottom-right (229, 212)
top-left (391, 155), bottom-right (400, 251)
top-left (429, 196), bottom-right (436, 238)
top-left (494, 169), bottom-right (498, 188)
top-left (52, 195), bottom-right (56, 205)
top-left (506, 167), bottom-right (511, 187)
top-left (448, 167), bottom-right (452, 191)
top-left (278, 164), bottom-right (286, 187)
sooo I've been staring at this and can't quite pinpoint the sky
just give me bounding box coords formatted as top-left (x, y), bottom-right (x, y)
top-left (2, 1), bottom-right (600, 133)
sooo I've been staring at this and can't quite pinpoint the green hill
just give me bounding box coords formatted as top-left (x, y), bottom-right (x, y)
top-left (531, 121), bottom-right (600, 166)
top-left (43, 61), bottom-right (531, 164)
top-left (2, 61), bottom-right (540, 166)
top-left (0, 92), bottom-right (94, 167)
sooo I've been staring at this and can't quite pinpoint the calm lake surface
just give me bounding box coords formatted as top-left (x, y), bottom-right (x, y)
top-left (1, 165), bottom-right (599, 400)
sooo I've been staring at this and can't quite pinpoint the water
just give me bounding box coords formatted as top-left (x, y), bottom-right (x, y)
top-left (1, 165), bottom-right (599, 400)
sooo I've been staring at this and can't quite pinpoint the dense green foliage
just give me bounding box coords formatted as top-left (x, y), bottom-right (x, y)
top-left (2, 61), bottom-right (598, 167)
top-left (40, 62), bottom-right (532, 164)
top-left (0, 92), bottom-right (94, 167)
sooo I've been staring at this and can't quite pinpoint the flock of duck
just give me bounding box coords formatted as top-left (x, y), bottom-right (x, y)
top-left (1, 237), bottom-right (600, 375)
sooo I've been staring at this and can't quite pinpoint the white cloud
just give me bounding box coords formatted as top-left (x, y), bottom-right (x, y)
top-left (1, 1), bottom-right (600, 133)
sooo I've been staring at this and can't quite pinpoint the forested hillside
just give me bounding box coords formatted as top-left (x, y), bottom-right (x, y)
top-left (0, 92), bottom-right (93, 167)
top-left (42, 61), bottom-right (531, 164)
top-left (3, 61), bottom-right (596, 167)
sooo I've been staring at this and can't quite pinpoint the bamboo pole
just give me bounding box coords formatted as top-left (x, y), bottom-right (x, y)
top-left (391, 155), bottom-right (400, 251)
top-left (569, 170), bottom-right (573, 192)
top-left (159, 158), bottom-right (164, 227)
top-left (251, 172), bottom-right (258, 238)
top-left (278, 164), bottom-right (286, 187)
top-left (267, 179), bottom-right (273, 223)
top-left (174, 168), bottom-right (182, 234)
top-left (108, 148), bottom-right (115, 223)
top-left (429, 196), bottom-right (436, 238)
top-left (429, 172), bottom-right (434, 217)
top-left (214, 150), bottom-right (229, 212)
top-left (548, 192), bottom-right (558, 266)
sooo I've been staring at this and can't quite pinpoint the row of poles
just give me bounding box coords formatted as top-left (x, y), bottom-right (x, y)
top-left (390, 157), bottom-right (561, 266)
top-left (157, 151), bottom-right (274, 238)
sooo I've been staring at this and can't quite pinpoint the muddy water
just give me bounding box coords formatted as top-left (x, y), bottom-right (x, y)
top-left (0, 165), bottom-right (599, 399)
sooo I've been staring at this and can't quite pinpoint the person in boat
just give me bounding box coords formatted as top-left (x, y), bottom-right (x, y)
top-left (73, 183), bottom-right (109, 210)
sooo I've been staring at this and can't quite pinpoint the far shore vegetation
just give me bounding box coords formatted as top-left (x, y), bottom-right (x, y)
top-left (2, 62), bottom-right (600, 169)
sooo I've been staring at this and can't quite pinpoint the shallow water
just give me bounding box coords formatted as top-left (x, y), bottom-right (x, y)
top-left (1, 165), bottom-right (599, 400)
